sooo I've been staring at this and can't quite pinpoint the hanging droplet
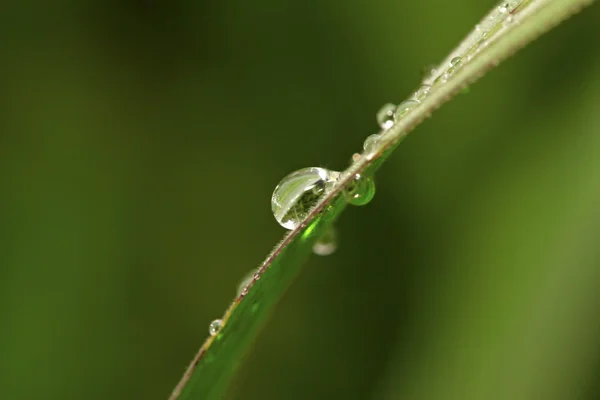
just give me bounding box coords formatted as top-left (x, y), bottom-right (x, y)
top-left (394, 100), bottom-right (419, 120)
top-left (414, 84), bottom-right (432, 102)
top-left (312, 226), bottom-right (338, 256)
top-left (376, 103), bottom-right (396, 129)
top-left (209, 319), bottom-right (223, 336)
top-left (271, 167), bottom-right (339, 230)
top-left (363, 134), bottom-right (381, 153)
top-left (343, 173), bottom-right (376, 206)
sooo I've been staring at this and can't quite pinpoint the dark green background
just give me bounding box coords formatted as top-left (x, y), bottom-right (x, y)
top-left (1, 1), bottom-right (600, 399)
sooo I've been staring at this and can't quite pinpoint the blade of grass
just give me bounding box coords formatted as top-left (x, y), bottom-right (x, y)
top-left (169, 0), bottom-right (595, 398)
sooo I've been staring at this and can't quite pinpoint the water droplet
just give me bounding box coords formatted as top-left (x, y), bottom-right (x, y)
top-left (450, 57), bottom-right (463, 68)
top-left (237, 268), bottom-right (258, 296)
top-left (209, 319), bottom-right (222, 336)
top-left (253, 271), bottom-right (261, 281)
top-left (420, 64), bottom-right (437, 81)
top-left (271, 167), bottom-right (339, 230)
top-left (475, 24), bottom-right (482, 32)
top-left (498, 2), bottom-right (509, 13)
top-left (363, 134), bottom-right (381, 152)
top-left (343, 173), bottom-right (376, 206)
top-left (312, 226), bottom-right (338, 256)
top-left (351, 153), bottom-right (361, 163)
top-left (376, 103), bottom-right (396, 129)
top-left (394, 100), bottom-right (419, 120)
top-left (414, 84), bottom-right (431, 102)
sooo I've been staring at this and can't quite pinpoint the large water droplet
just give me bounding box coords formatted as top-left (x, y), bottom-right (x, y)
top-left (271, 167), bottom-right (339, 230)
top-left (312, 226), bottom-right (338, 256)
top-left (209, 319), bottom-right (223, 336)
top-left (414, 84), bottom-right (431, 102)
top-left (376, 103), bottom-right (396, 129)
top-left (394, 100), bottom-right (419, 120)
top-left (344, 173), bottom-right (376, 206)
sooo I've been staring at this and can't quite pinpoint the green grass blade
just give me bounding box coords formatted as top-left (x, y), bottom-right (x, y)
top-left (169, 0), bottom-right (595, 398)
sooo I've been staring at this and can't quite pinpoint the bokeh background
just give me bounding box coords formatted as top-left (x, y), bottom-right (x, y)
top-left (1, 1), bottom-right (600, 399)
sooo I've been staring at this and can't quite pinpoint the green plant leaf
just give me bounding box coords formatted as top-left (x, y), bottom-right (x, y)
top-left (169, 0), bottom-right (595, 398)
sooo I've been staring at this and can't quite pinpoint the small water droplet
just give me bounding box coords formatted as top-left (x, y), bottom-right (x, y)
top-left (237, 268), bottom-right (257, 296)
top-left (272, 167), bottom-right (339, 230)
top-left (414, 84), bottom-right (431, 102)
top-left (343, 173), bottom-right (376, 206)
top-left (394, 100), bottom-right (419, 120)
top-left (253, 271), bottom-right (261, 281)
top-left (312, 226), bottom-right (338, 256)
top-left (475, 24), bottom-right (482, 32)
top-left (376, 103), bottom-right (396, 129)
top-left (363, 134), bottom-right (381, 152)
top-left (420, 64), bottom-right (437, 81)
top-left (498, 2), bottom-right (509, 13)
top-left (209, 319), bottom-right (223, 336)
top-left (450, 57), bottom-right (463, 68)
top-left (351, 153), bottom-right (361, 163)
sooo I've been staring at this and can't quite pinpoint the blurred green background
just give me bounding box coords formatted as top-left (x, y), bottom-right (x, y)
top-left (1, 1), bottom-right (600, 399)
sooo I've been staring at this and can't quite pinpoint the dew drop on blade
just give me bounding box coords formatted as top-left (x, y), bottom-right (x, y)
top-left (343, 173), bottom-right (376, 206)
top-left (312, 226), bottom-right (338, 256)
top-left (363, 134), bottom-right (381, 153)
top-left (376, 103), bottom-right (396, 129)
top-left (450, 57), bottom-right (463, 68)
top-left (271, 167), bottom-right (339, 230)
top-left (209, 319), bottom-right (223, 336)
top-left (414, 84), bottom-right (431, 102)
top-left (394, 100), bottom-right (419, 120)
top-left (237, 268), bottom-right (256, 296)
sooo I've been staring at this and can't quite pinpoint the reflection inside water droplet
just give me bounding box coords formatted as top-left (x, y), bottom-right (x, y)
top-left (271, 167), bottom-right (339, 230)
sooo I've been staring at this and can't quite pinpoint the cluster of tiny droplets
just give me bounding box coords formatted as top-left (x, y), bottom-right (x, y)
top-left (360, 0), bottom-right (521, 158)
